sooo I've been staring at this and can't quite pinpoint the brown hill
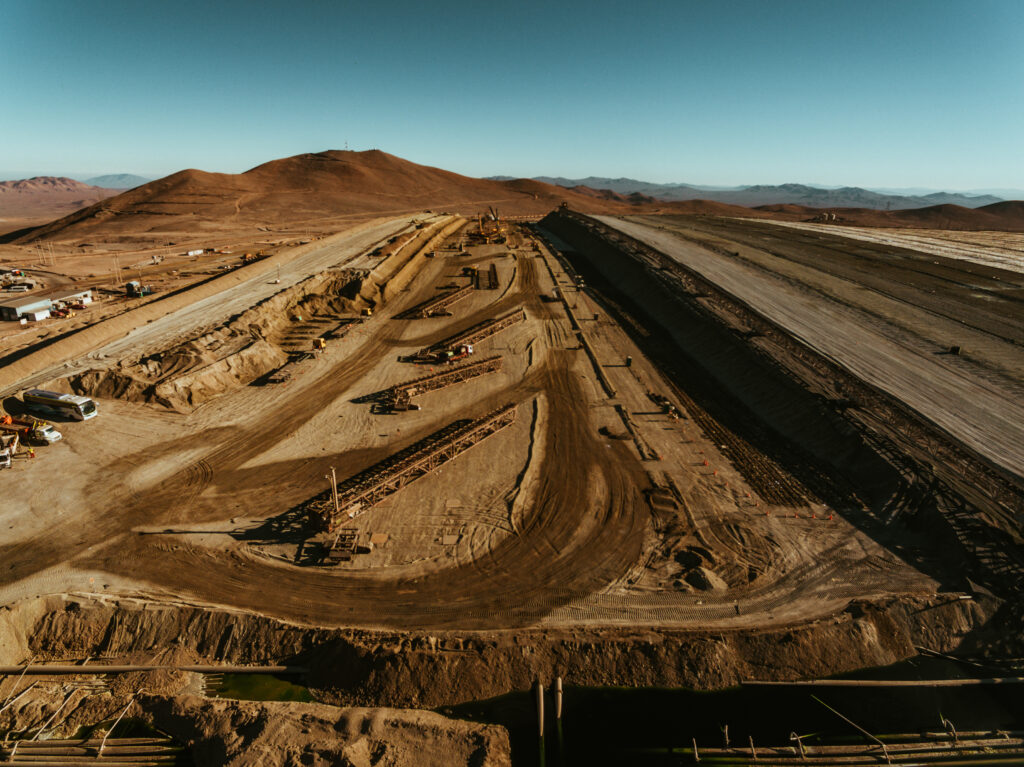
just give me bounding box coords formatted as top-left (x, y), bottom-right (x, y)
top-left (977, 200), bottom-right (1024, 225)
top-left (17, 153), bottom-right (1023, 243)
top-left (876, 203), bottom-right (1020, 230)
top-left (748, 202), bottom-right (1024, 231)
top-left (17, 150), bottom-right (640, 243)
top-left (663, 198), bottom-right (774, 218)
top-left (0, 176), bottom-right (118, 220)
top-left (753, 203), bottom-right (809, 215)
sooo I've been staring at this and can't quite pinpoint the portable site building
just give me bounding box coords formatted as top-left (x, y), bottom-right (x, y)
top-left (0, 296), bottom-right (52, 321)
top-left (42, 288), bottom-right (93, 306)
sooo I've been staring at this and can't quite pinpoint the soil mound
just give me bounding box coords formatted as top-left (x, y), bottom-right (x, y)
top-left (65, 269), bottom-right (363, 411)
top-left (55, 217), bottom-right (461, 411)
top-left (145, 695), bottom-right (510, 767)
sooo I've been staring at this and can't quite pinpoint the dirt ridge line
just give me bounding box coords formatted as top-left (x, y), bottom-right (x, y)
top-left (546, 209), bottom-right (1024, 591)
top-left (0, 215), bottom-right (417, 394)
top-left (0, 592), bottom-right (997, 705)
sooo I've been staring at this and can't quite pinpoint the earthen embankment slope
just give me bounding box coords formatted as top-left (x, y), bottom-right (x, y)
top-left (0, 593), bottom-right (999, 706)
top-left (146, 695), bottom-right (511, 767)
top-left (595, 215), bottom-right (1024, 482)
top-left (0, 214), bottom-right (428, 395)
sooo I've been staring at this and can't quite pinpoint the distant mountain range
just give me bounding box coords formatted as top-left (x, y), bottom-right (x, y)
top-left (0, 176), bottom-right (119, 220)
top-left (8, 151), bottom-right (642, 243)
top-left (487, 176), bottom-right (1006, 210)
top-left (83, 173), bottom-right (153, 189)
top-left (5, 157), bottom-right (1024, 242)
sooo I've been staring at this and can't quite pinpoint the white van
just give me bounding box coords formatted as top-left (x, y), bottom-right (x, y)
top-left (35, 424), bottom-right (62, 443)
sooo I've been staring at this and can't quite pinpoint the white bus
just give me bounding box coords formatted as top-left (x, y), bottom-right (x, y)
top-left (23, 389), bottom-right (98, 421)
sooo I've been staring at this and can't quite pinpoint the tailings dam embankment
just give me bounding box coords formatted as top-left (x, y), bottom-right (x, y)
top-left (0, 593), bottom-right (996, 708)
top-left (538, 209), bottom-right (1024, 600)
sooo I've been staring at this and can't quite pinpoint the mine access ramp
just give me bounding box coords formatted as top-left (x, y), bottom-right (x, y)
top-left (396, 284), bottom-right (474, 319)
top-left (307, 403), bottom-right (518, 533)
top-left (355, 355), bottom-right (504, 411)
top-left (408, 307), bottom-right (525, 362)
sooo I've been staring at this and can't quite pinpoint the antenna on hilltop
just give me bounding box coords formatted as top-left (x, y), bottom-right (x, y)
top-left (345, 141), bottom-right (349, 151)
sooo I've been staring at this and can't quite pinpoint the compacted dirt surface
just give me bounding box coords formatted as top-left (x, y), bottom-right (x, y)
top-left (597, 215), bottom-right (1024, 480)
top-left (1, 208), bottom-right (1020, 764)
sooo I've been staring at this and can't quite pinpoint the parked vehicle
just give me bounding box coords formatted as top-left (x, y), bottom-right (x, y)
top-left (23, 389), bottom-right (98, 420)
top-left (0, 416), bottom-right (61, 445)
top-left (437, 343), bottom-right (474, 364)
top-left (0, 433), bottom-right (18, 469)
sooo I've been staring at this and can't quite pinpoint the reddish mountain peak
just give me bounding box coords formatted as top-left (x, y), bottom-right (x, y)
top-left (0, 176), bottom-right (99, 193)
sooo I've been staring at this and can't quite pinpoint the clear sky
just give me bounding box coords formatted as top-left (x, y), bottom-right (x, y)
top-left (2, 0), bottom-right (1022, 189)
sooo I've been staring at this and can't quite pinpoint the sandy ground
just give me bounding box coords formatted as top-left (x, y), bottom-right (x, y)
top-left (0, 674), bottom-right (510, 766)
top-left (753, 219), bottom-right (1024, 274)
top-left (597, 215), bottom-right (1024, 482)
top-left (0, 215), bottom-right (438, 393)
top-left (0, 215), bottom-right (395, 359)
top-left (0, 220), bottom-right (941, 637)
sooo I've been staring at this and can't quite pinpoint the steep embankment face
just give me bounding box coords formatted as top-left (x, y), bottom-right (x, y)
top-left (15, 150), bottom-right (638, 243)
top-left (54, 217), bottom-right (464, 411)
top-left (541, 210), bottom-right (1024, 601)
top-left (0, 593), bottom-right (999, 707)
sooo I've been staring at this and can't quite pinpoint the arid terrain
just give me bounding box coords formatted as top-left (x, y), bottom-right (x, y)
top-left (0, 152), bottom-right (1022, 764)
top-left (0, 177), bottom-right (121, 239)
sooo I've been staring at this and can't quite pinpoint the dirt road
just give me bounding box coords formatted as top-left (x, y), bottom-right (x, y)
top-left (0, 222), bottom-right (941, 635)
top-left (757, 219), bottom-right (1024, 275)
top-left (597, 215), bottom-right (1024, 482)
top-left (2, 215), bottom-right (435, 394)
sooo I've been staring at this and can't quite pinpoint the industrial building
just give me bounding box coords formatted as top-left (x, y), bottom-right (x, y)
top-left (0, 295), bottom-right (52, 322)
top-left (42, 288), bottom-right (93, 306)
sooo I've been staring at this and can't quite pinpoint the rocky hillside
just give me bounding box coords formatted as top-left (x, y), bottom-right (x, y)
top-left (524, 176), bottom-right (1005, 210)
top-left (16, 150), bottom-right (644, 243)
top-left (0, 176), bottom-right (118, 219)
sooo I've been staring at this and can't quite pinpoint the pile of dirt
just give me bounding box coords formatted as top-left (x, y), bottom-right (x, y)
top-left (58, 216), bottom-right (463, 411)
top-left (0, 594), bottom-right (1001, 710)
top-left (141, 695), bottom-right (510, 767)
top-left (65, 268), bottom-right (364, 411)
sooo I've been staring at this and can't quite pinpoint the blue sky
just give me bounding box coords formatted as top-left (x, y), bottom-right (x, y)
top-left (2, 0), bottom-right (1022, 189)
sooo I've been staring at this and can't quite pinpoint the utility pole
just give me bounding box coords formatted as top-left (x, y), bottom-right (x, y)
top-left (326, 468), bottom-right (339, 514)
top-left (535, 679), bottom-right (544, 739)
top-left (332, 467), bottom-right (339, 513)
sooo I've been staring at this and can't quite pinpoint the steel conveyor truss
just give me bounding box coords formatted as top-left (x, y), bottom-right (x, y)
top-left (307, 403), bottom-right (518, 532)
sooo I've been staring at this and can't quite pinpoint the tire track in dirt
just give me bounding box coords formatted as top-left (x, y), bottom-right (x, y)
top-left (73, 360), bottom-right (649, 630)
top-left (1, 252), bottom-right (651, 630)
